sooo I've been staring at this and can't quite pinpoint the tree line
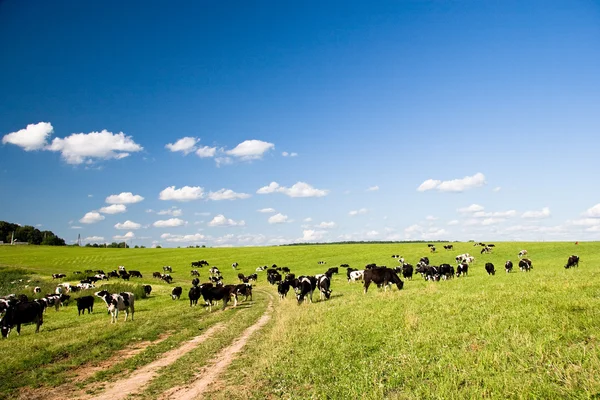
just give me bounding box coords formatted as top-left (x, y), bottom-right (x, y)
top-left (0, 221), bottom-right (66, 246)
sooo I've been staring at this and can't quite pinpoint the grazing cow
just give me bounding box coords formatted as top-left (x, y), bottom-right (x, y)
top-left (191, 261), bottom-right (201, 268)
top-left (505, 260), bottom-right (513, 273)
top-left (153, 272), bottom-right (162, 278)
top-left (161, 274), bottom-right (173, 284)
top-left (231, 262), bottom-right (239, 269)
top-left (419, 257), bottom-right (430, 266)
top-left (95, 292), bottom-right (135, 323)
top-left (487, 244), bottom-right (495, 247)
top-left (199, 284), bottom-right (232, 311)
top-left (485, 263), bottom-right (496, 276)
top-left (52, 273), bottom-right (66, 279)
top-left (209, 267), bottom-right (221, 277)
top-left (346, 268), bottom-right (357, 282)
top-left (455, 253), bottom-right (471, 263)
top-left (143, 285), bottom-right (152, 295)
top-left (120, 272), bottom-right (131, 281)
top-left (191, 269), bottom-right (200, 276)
top-left (349, 270), bottom-right (365, 282)
top-left (363, 267), bottom-right (404, 293)
top-left (192, 278), bottom-right (200, 287)
top-left (189, 286), bottom-right (201, 306)
top-left (1, 301), bottom-right (44, 338)
top-left (519, 259), bottom-right (533, 272)
top-left (439, 264), bottom-right (454, 280)
top-left (456, 263), bottom-right (469, 277)
top-left (267, 271), bottom-right (282, 285)
top-left (401, 263), bottom-right (414, 280)
top-left (171, 287), bottom-right (183, 300)
top-left (247, 273), bottom-right (258, 282)
top-left (237, 273), bottom-right (247, 283)
top-left (340, 264), bottom-right (350, 268)
top-left (565, 255), bottom-right (580, 269)
top-left (256, 266), bottom-right (267, 272)
top-left (33, 287), bottom-right (41, 294)
top-left (163, 266), bottom-right (173, 273)
top-left (430, 246), bottom-right (436, 253)
top-left (277, 281), bottom-right (290, 299)
top-left (108, 271), bottom-right (119, 278)
top-left (296, 276), bottom-right (316, 304)
top-left (129, 270), bottom-right (143, 278)
top-left (427, 244), bottom-right (434, 248)
top-left (444, 245), bottom-right (454, 250)
top-left (317, 275), bottom-right (332, 300)
top-left (365, 263), bottom-right (377, 270)
top-left (518, 250), bottom-right (528, 258)
top-left (76, 296), bottom-right (94, 316)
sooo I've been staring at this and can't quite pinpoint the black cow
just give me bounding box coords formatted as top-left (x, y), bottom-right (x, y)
top-left (277, 281), bottom-right (290, 299)
top-left (340, 264), bottom-right (350, 268)
top-left (153, 272), bottom-right (162, 278)
top-left (456, 263), bottom-right (469, 277)
top-left (401, 263), bottom-right (414, 280)
top-left (162, 274), bottom-right (173, 284)
top-left (189, 286), bottom-right (201, 306)
top-left (1, 301), bottom-right (44, 337)
top-left (427, 244), bottom-right (434, 247)
top-left (191, 269), bottom-right (200, 276)
top-left (444, 245), bottom-right (454, 250)
top-left (316, 275), bottom-right (332, 300)
top-left (143, 285), bottom-right (152, 295)
top-left (326, 267), bottom-right (339, 275)
top-left (505, 260), bottom-right (513, 273)
top-left (247, 273), bottom-right (258, 282)
top-left (363, 267), bottom-right (404, 293)
top-left (192, 278), bottom-right (200, 287)
top-left (199, 284), bottom-right (232, 311)
top-left (267, 271), bottom-right (282, 285)
top-left (439, 264), bottom-right (454, 280)
top-left (129, 270), bottom-right (143, 278)
top-left (519, 259), bottom-right (533, 272)
top-left (485, 263), bottom-right (496, 276)
top-left (108, 271), bottom-right (120, 278)
top-left (565, 255), bottom-right (580, 269)
top-left (234, 284), bottom-right (253, 303)
top-left (171, 287), bottom-right (183, 300)
top-left (76, 296), bottom-right (94, 316)
top-left (487, 244), bottom-right (495, 247)
top-left (419, 257), bottom-right (430, 265)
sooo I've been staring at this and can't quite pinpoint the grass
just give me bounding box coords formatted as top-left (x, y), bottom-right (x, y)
top-left (0, 242), bottom-right (599, 399)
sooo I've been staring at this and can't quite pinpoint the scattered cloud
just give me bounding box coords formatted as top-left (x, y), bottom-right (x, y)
top-left (256, 181), bottom-right (328, 198)
top-left (448, 220), bottom-right (459, 225)
top-left (208, 189), bottom-right (251, 201)
top-left (569, 218), bottom-right (600, 227)
top-left (87, 194), bottom-right (93, 198)
top-left (349, 208), bottom-right (368, 216)
top-left (2, 122), bottom-right (53, 151)
top-left (159, 186), bottom-right (204, 201)
top-left (79, 211), bottom-right (105, 224)
top-left (365, 230), bottom-right (379, 237)
top-left (268, 213), bottom-right (289, 224)
top-left (215, 157), bottom-right (233, 167)
top-left (473, 210), bottom-right (517, 218)
top-left (300, 229), bottom-right (326, 241)
top-left (105, 192), bottom-right (144, 204)
top-left (522, 207), bottom-right (551, 219)
top-left (153, 218), bottom-right (187, 228)
top-left (194, 212), bottom-right (211, 216)
top-left (207, 214), bottom-right (245, 227)
top-left (196, 146), bottom-right (217, 158)
top-left (114, 220), bottom-right (142, 230)
top-left (47, 130), bottom-right (143, 164)
top-left (317, 221), bottom-right (336, 229)
top-left (457, 204), bottom-right (485, 213)
top-left (99, 204), bottom-right (127, 214)
top-left (582, 204), bottom-right (600, 218)
top-left (160, 233), bottom-right (206, 243)
top-left (257, 208), bottom-right (276, 213)
top-left (493, 187), bottom-right (501, 192)
top-left (113, 231), bottom-right (135, 241)
top-left (425, 215), bottom-right (437, 221)
top-left (304, 217), bottom-right (313, 222)
top-left (282, 151), bottom-right (298, 157)
top-left (226, 139), bottom-right (274, 160)
top-left (84, 236), bottom-right (104, 242)
top-left (367, 185), bottom-right (379, 191)
top-left (157, 208), bottom-right (183, 216)
top-left (417, 172), bottom-right (486, 192)
top-left (165, 136), bottom-right (199, 155)
top-left (70, 225), bottom-right (83, 229)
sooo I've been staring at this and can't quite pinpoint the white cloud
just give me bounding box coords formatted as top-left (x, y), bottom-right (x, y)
top-left (448, 220), bottom-right (459, 225)
top-left (582, 204), bottom-right (600, 218)
top-left (215, 156), bottom-right (233, 166)
top-left (70, 226), bottom-right (83, 229)
top-left (457, 204), bottom-right (485, 213)
top-left (317, 221), bottom-right (336, 229)
top-left (208, 214), bottom-right (245, 227)
top-left (84, 236), bottom-right (104, 242)
top-left (226, 139), bottom-right (274, 160)
top-left (417, 173), bottom-right (486, 192)
top-left (257, 208), bottom-right (276, 213)
top-left (105, 192), bottom-right (144, 204)
top-left (47, 130), bottom-right (143, 164)
top-left (2, 122), bottom-right (53, 151)
top-left (153, 218), bottom-right (187, 228)
top-left (366, 230), bottom-right (379, 237)
top-left (493, 187), bottom-right (501, 192)
top-left (282, 151), bottom-right (298, 157)
top-left (194, 212), bottom-right (211, 216)
top-left (114, 220), bottom-right (142, 230)
top-left (99, 204), bottom-right (127, 214)
top-left (165, 137), bottom-right (199, 155)
top-left (349, 208), bottom-right (368, 216)
top-left (208, 189), bottom-right (251, 201)
top-left (367, 185), bottom-right (379, 191)
top-left (268, 213), bottom-right (289, 224)
top-left (522, 207), bottom-right (551, 219)
top-left (422, 228), bottom-right (448, 239)
top-left (196, 146), bottom-right (217, 158)
top-left (473, 210), bottom-right (517, 218)
top-left (304, 217), bottom-right (313, 222)
top-left (79, 212), bottom-right (105, 224)
top-left (159, 186), bottom-right (204, 201)
top-left (569, 218), bottom-right (600, 227)
top-left (256, 181), bottom-right (328, 198)
top-left (425, 215), bottom-right (437, 221)
top-left (300, 229), bottom-right (326, 241)
top-left (160, 232), bottom-right (206, 243)
top-left (481, 218), bottom-right (506, 225)
top-left (157, 208), bottom-right (183, 216)
top-left (87, 194), bottom-right (93, 198)
top-left (113, 231), bottom-right (135, 241)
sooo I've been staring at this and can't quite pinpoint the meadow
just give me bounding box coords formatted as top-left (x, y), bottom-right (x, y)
top-left (0, 241), bottom-right (599, 399)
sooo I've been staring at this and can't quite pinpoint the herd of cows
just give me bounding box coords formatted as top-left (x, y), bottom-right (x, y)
top-left (0, 248), bottom-right (582, 338)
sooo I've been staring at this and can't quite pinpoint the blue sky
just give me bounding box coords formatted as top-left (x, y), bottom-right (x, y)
top-left (1, 1), bottom-right (600, 247)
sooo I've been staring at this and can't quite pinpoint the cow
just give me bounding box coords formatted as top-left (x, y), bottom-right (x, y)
top-left (456, 263), bottom-right (469, 277)
top-left (481, 246), bottom-right (492, 254)
top-left (346, 267), bottom-right (357, 282)
top-left (296, 276), bottom-right (316, 304)
top-left (76, 296), bottom-right (94, 316)
top-left (340, 264), bottom-right (350, 268)
top-left (120, 272), bottom-right (130, 281)
top-left (108, 270), bottom-right (120, 278)
top-left (485, 263), bottom-right (496, 276)
top-left (363, 267), bottom-right (404, 293)
top-left (231, 262), bottom-right (239, 269)
top-left (33, 287), bottom-right (41, 294)
top-left (1, 301), bottom-right (44, 337)
top-left (439, 264), bottom-right (454, 280)
top-left (419, 257), bottom-right (430, 265)
top-left (487, 244), bottom-right (495, 247)
top-left (191, 269), bottom-right (200, 276)
top-left (267, 271), bottom-right (282, 285)
top-left (565, 255), bottom-right (580, 269)
top-left (94, 274), bottom-right (108, 281)
top-left (237, 273), bottom-right (248, 283)
top-left (326, 267), bottom-right (339, 275)
top-left (153, 272), bottom-right (162, 278)
top-left (199, 284), bottom-right (232, 311)
top-left (129, 270), bottom-right (143, 278)
top-left (277, 280), bottom-right (290, 299)
top-left (247, 273), bottom-right (258, 282)
top-left (444, 245), bottom-right (454, 250)
top-left (427, 244), bottom-right (434, 248)
top-left (349, 270), bottom-right (364, 282)
top-left (317, 275), bottom-right (332, 300)
top-left (189, 286), bottom-right (201, 306)
top-left (209, 267), bottom-right (221, 277)
top-left (161, 274), bottom-right (173, 284)
top-left (505, 261), bottom-right (513, 273)
top-left (430, 246), bottom-right (436, 253)
top-left (235, 284), bottom-right (253, 303)
top-left (163, 266), bottom-right (173, 272)
top-left (455, 253), bottom-right (470, 263)
top-left (256, 266), bottom-right (267, 272)
top-left (171, 287), bottom-right (183, 300)
top-left (192, 278), bottom-right (200, 287)
top-left (143, 285), bottom-right (152, 296)
top-left (401, 263), bottom-right (414, 280)
top-left (95, 291), bottom-right (134, 323)
top-left (518, 250), bottom-right (528, 258)
top-left (52, 273), bottom-right (66, 279)
top-left (519, 259), bottom-right (533, 272)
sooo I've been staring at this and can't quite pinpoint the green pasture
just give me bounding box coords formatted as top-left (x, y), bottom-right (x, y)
top-left (0, 242), bottom-right (599, 399)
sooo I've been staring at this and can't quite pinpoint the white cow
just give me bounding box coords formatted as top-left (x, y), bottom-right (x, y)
top-left (95, 291), bottom-right (135, 323)
top-left (518, 250), bottom-right (528, 258)
top-left (349, 270), bottom-right (365, 282)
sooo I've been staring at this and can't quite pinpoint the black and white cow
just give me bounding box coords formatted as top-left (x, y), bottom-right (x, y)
top-left (505, 260), bottom-right (513, 273)
top-left (277, 280), bottom-right (290, 299)
top-left (1, 301), bottom-right (44, 338)
top-left (456, 263), bottom-right (469, 277)
top-left (316, 275), bottom-right (332, 300)
top-left (192, 277), bottom-right (200, 287)
top-left (191, 269), bottom-right (200, 276)
top-left (247, 273), bottom-right (258, 282)
top-left (419, 257), bottom-right (430, 266)
top-left (76, 295), bottom-right (94, 316)
top-left (209, 267), bottom-right (221, 277)
top-left (267, 271), bottom-right (282, 285)
top-left (518, 250), bottom-right (528, 258)
top-left (444, 244), bottom-right (454, 250)
top-left (401, 263), bottom-right (414, 280)
top-left (199, 284), bottom-right (232, 311)
top-left (171, 287), bottom-right (183, 300)
top-left (485, 262), bottom-right (496, 275)
top-left (296, 276), bottom-right (317, 304)
top-left (161, 274), bottom-right (173, 284)
top-left (52, 273), bottom-right (66, 279)
top-left (231, 262), bottom-right (239, 269)
top-left (95, 291), bottom-right (135, 323)
top-left (519, 258), bottom-right (533, 272)
top-left (189, 286), bottom-right (201, 306)
top-left (143, 285), bottom-right (152, 296)
top-left (565, 255), bottom-right (580, 269)
top-left (234, 283), bottom-right (253, 303)
top-left (363, 267), bottom-right (404, 293)
top-left (439, 264), bottom-right (455, 280)
top-left (163, 266), bottom-right (173, 272)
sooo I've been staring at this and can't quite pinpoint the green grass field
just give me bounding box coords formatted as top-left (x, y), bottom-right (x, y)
top-left (1, 242), bottom-right (599, 399)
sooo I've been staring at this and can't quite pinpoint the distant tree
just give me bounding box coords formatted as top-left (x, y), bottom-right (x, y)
top-left (155, 245), bottom-right (162, 249)
top-left (140, 245), bottom-right (146, 248)
top-left (134, 245), bottom-right (139, 248)
top-left (92, 243), bottom-right (99, 248)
